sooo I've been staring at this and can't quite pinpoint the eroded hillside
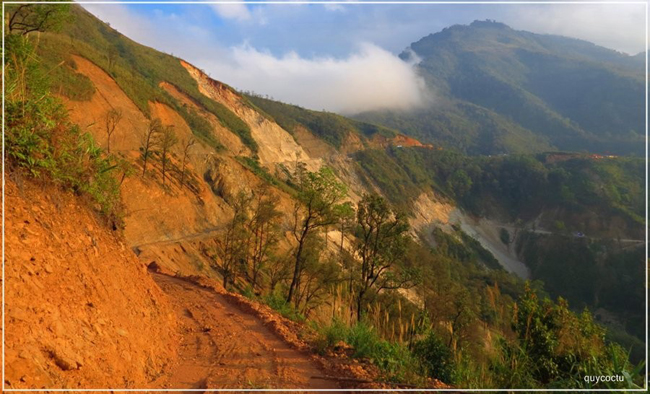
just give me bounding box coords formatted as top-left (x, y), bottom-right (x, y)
top-left (4, 178), bottom-right (178, 388)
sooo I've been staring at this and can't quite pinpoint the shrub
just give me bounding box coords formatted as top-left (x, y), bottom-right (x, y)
top-left (411, 330), bottom-right (455, 383)
top-left (263, 288), bottom-right (305, 323)
top-left (6, 32), bottom-right (123, 223)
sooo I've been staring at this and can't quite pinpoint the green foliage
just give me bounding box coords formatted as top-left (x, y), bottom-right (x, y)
top-left (173, 102), bottom-right (223, 151)
top-left (412, 330), bottom-right (456, 383)
top-left (432, 228), bottom-right (501, 270)
top-left (6, 2), bottom-right (74, 36)
top-left (235, 156), bottom-right (294, 195)
top-left (263, 287), bottom-right (305, 322)
top-left (356, 147), bottom-right (644, 228)
top-left (315, 320), bottom-right (421, 383)
top-left (287, 167), bottom-right (348, 304)
top-left (5, 32), bottom-right (122, 222)
top-left (510, 285), bottom-right (643, 388)
top-left (346, 323), bottom-right (418, 381)
top-left (353, 148), bottom-right (425, 210)
top-left (516, 233), bottom-right (645, 358)
top-left (353, 193), bottom-right (417, 320)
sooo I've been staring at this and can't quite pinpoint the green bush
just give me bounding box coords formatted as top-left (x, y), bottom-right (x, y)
top-left (313, 318), bottom-right (348, 354)
top-left (314, 320), bottom-right (420, 383)
top-left (263, 288), bottom-right (305, 322)
top-left (412, 330), bottom-right (455, 383)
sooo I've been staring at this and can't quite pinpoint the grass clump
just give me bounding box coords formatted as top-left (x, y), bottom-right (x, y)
top-left (263, 288), bottom-right (306, 323)
top-left (314, 320), bottom-right (428, 384)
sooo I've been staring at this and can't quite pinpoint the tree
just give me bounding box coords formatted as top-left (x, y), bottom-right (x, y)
top-left (179, 137), bottom-right (196, 187)
top-left (159, 125), bottom-right (178, 185)
top-left (140, 118), bottom-right (162, 177)
top-left (353, 193), bottom-right (415, 321)
top-left (246, 185), bottom-right (282, 291)
top-left (115, 156), bottom-right (135, 187)
top-left (286, 167), bottom-right (347, 304)
top-left (334, 202), bottom-right (355, 257)
top-left (447, 169), bottom-right (473, 198)
top-left (107, 46), bottom-right (118, 73)
top-left (104, 108), bottom-right (122, 153)
top-left (213, 192), bottom-right (251, 290)
top-left (6, 2), bottom-right (72, 36)
top-left (294, 238), bottom-right (342, 316)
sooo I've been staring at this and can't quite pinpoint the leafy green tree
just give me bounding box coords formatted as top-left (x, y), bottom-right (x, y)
top-left (287, 167), bottom-right (347, 304)
top-left (353, 193), bottom-right (416, 321)
top-left (213, 192), bottom-right (251, 289)
top-left (246, 185), bottom-right (282, 290)
top-left (412, 330), bottom-right (456, 383)
top-left (511, 284), bottom-right (640, 387)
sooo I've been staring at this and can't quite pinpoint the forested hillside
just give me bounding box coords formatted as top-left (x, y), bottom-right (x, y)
top-left (356, 20), bottom-right (645, 155)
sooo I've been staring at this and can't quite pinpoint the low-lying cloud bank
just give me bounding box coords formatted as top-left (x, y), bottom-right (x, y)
top-left (202, 43), bottom-right (428, 114)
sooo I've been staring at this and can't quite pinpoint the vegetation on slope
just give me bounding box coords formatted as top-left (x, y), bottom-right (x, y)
top-left (354, 146), bottom-right (644, 227)
top-left (204, 162), bottom-right (644, 388)
top-left (356, 20), bottom-right (645, 156)
top-left (35, 5), bottom-right (256, 152)
top-left (5, 9), bottom-right (123, 223)
top-left (246, 94), bottom-right (396, 148)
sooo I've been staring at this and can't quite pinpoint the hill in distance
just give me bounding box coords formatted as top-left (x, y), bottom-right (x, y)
top-left (355, 20), bottom-right (646, 156)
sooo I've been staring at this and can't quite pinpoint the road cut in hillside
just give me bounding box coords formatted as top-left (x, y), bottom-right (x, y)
top-left (152, 273), bottom-right (340, 390)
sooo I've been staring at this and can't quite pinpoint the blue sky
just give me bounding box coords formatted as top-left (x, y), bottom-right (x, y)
top-left (83, 2), bottom-right (646, 113)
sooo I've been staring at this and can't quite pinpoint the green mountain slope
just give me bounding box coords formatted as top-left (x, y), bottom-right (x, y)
top-left (355, 20), bottom-right (645, 155)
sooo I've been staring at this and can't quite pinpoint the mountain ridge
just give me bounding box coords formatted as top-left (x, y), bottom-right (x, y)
top-left (356, 19), bottom-right (645, 156)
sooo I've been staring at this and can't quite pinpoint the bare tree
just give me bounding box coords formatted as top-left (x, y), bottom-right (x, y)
top-left (159, 126), bottom-right (178, 185)
top-left (104, 108), bottom-right (122, 153)
top-left (179, 137), bottom-right (196, 187)
top-left (141, 118), bottom-right (162, 177)
top-left (7, 3), bottom-right (72, 36)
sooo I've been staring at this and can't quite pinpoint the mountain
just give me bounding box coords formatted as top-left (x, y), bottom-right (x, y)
top-left (4, 5), bottom-right (645, 389)
top-left (355, 20), bottom-right (645, 156)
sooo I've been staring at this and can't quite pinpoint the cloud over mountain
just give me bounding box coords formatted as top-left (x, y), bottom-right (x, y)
top-left (201, 43), bottom-right (428, 114)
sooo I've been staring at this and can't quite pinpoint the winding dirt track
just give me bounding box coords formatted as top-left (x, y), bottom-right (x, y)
top-left (152, 273), bottom-right (339, 391)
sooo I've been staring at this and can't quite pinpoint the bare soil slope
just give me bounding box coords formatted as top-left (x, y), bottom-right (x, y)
top-left (4, 177), bottom-right (178, 389)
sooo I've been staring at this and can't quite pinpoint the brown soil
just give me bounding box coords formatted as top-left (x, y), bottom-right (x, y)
top-left (62, 55), bottom-right (150, 153)
top-left (4, 176), bottom-right (177, 389)
top-left (152, 272), bottom-right (339, 390)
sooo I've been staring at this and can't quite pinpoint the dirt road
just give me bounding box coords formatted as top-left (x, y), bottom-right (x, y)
top-left (151, 273), bottom-right (339, 390)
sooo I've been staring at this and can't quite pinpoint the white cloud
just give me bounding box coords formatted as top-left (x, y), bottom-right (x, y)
top-left (502, 4), bottom-right (646, 55)
top-left (210, 3), bottom-right (251, 22)
top-left (323, 3), bottom-right (345, 12)
top-left (201, 43), bottom-right (429, 114)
